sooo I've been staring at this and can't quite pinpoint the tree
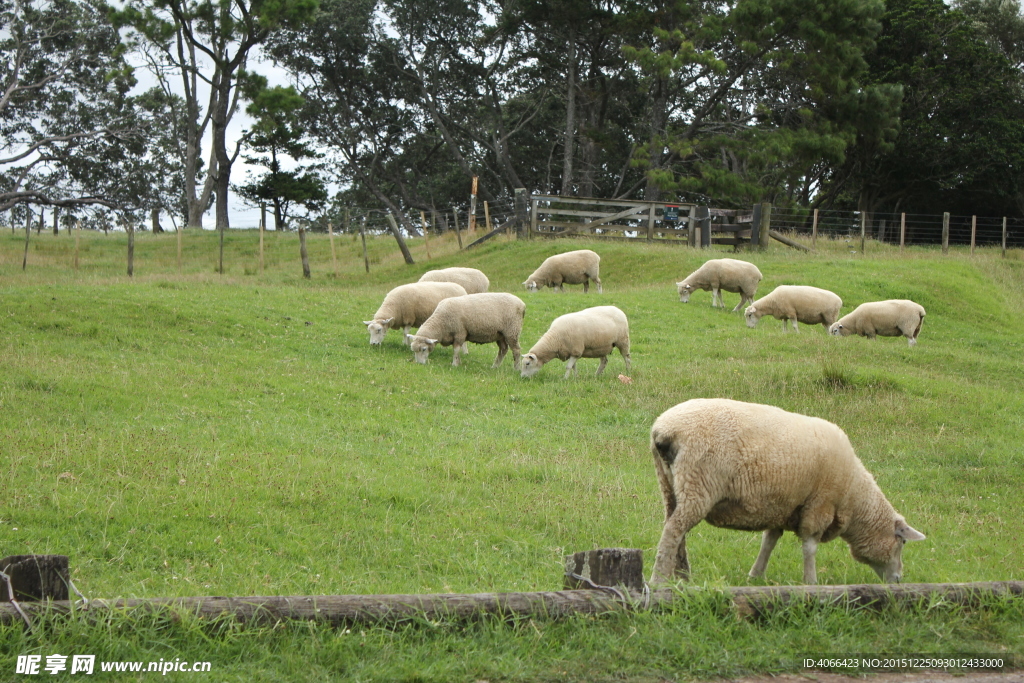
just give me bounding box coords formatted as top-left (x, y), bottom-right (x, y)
top-left (0, 0), bottom-right (145, 212)
top-left (236, 83), bottom-right (327, 231)
top-left (113, 0), bottom-right (318, 230)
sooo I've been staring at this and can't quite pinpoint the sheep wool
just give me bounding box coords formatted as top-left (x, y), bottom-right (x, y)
top-left (407, 293), bottom-right (526, 368)
top-left (523, 249), bottom-right (602, 293)
top-left (418, 267), bottom-right (490, 294)
top-left (649, 398), bottom-right (925, 585)
top-left (676, 258), bottom-right (762, 311)
top-left (744, 285), bottom-right (842, 331)
top-left (829, 299), bottom-right (926, 347)
top-left (363, 281), bottom-right (467, 345)
top-left (520, 305), bottom-right (630, 379)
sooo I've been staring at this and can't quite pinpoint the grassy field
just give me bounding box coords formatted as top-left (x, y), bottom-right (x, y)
top-left (1, 227), bottom-right (1023, 681)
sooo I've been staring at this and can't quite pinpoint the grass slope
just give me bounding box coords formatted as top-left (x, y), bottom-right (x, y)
top-left (1, 229), bottom-right (1023, 681)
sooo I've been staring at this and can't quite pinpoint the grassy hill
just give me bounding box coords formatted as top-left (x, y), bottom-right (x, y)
top-left (2, 229), bottom-right (1023, 680)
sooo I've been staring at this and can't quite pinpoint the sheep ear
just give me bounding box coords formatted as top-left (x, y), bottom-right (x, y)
top-left (363, 320), bottom-right (374, 326)
top-left (426, 338), bottom-right (439, 345)
top-left (382, 317), bottom-right (394, 326)
top-left (896, 521), bottom-right (926, 542)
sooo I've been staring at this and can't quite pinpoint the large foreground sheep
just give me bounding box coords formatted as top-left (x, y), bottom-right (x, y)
top-left (829, 300), bottom-right (926, 347)
top-left (418, 267), bottom-right (490, 294)
top-left (520, 305), bottom-right (630, 379)
top-left (677, 258), bottom-right (762, 311)
top-left (363, 281), bottom-right (467, 345)
top-left (406, 293), bottom-right (526, 368)
top-left (649, 398), bottom-right (925, 585)
top-left (523, 249), bottom-right (602, 293)
top-left (744, 285), bottom-right (842, 331)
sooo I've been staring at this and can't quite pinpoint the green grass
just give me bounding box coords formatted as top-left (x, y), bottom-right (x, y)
top-left (2, 228), bottom-right (1023, 680)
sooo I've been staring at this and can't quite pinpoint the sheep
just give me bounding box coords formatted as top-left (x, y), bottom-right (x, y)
top-left (829, 300), bottom-right (926, 347)
top-left (676, 258), bottom-right (763, 311)
top-left (649, 398), bottom-right (926, 585)
top-left (363, 281), bottom-right (467, 346)
top-left (523, 249), bottom-right (602, 293)
top-left (406, 293), bottom-right (526, 368)
top-left (744, 285), bottom-right (842, 331)
top-left (520, 305), bottom-right (630, 379)
top-left (418, 267), bottom-right (490, 294)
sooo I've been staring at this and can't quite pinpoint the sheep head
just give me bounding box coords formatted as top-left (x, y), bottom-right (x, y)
top-left (364, 317), bottom-right (394, 345)
top-left (519, 353), bottom-right (543, 378)
top-left (406, 334), bottom-right (438, 364)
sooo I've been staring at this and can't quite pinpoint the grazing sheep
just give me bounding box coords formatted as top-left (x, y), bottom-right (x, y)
top-left (829, 300), bottom-right (926, 347)
top-left (520, 305), bottom-right (630, 379)
top-left (649, 398), bottom-right (926, 585)
top-left (744, 285), bottom-right (842, 331)
top-left (523, 249), bottom-right (602, 293)
top-left (677, 258), bottom-right (763, 311)
top-left (363, 281), bottom-right (467, 346)
top-left (418, 267), bottom-right (490, 294)
top-left (406, 293), bottom-right (526, 368)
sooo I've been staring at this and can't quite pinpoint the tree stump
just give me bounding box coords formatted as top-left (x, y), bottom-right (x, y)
top-left (563, 548), bottom-right (643, 593)
top-left (0, 555), bottom-right (70, 601)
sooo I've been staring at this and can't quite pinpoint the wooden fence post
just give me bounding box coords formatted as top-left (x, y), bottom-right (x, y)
top-left (452, 209), bottom-right (464, 249)
top-left (859, 211), bottom-right (866, 254)
top-left (329, 221), bottom-right (338, 277)
top-left (73, 219), bottom-right (80, 270)
top-left (811, 208), bottom-right (818, 249)
top-left (483, 202), bottom-right (491, 237)
top-left (53, 207), bottom-right (59, 235)
top-left (126, 219), bottom-right (135, 278)
top-left (698, 206), bottom-right (712, 248)
top-left (564, 549), bottom-right (644, 593)
top-left (1002, 217), bottom-right (1007, 258)
top-left (22, 208), bottom-right (31, 270)
top-left (759, 202), bottom-right (771, 250)
top-left (970, 215), bottom-right (977, 255)
top-left (37, 208), bottom-right (43, 235)
top-left (421, 211), bottom-right (431, 259)
top-left (646, 203), bottom-right (656, 242)
top-left (258, 219), bottom-right (264, 275)
top-left (469, 176), bottom-right (478, 233)
top-left (900, 213), bottom-right (906, 253)
top-left (177, 223), bottom-right (183, 273)
top-left (1, 555), bottom-right (70, 601)
top-left (360, 217), bottom-right (369, 274)
top-left (514, 188), bottom-right (528, 239)
top-left (298, 225), bottom-right (311, 279)
top-left (942, 212), bottom-right (950, 254)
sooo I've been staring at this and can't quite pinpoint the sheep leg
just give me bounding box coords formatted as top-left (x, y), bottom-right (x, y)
top-left (651, 495), bottom-right (711, 584)
top-left (790, 318), bottom-right (799, 332)
top-left (595, 277), bottom-right (602, 294)
top-left (510, 341), bottom-right (522, 370)
top-left (452, 340), bottom-right (464, 367)
top-left (492, 339), bottom-right (508, 368)
top-left (595, 356), bottom-right (608, 376)
top-left (748, 529), bottom-right (783, 578)
top-left (402, 326), bottom-right (412, 344)
top-left (461, 342), bottom-right (470, 356)
top-left (731, 296), bottom-right (747, 313)
top-left (563, 357), bottom-right (578, 379)
top-left (583, 279), bottom-right (589, 293)
top-left (801, 537), bottom-right (819, 584)
top-left (712, 287), bottom-right (722, 308)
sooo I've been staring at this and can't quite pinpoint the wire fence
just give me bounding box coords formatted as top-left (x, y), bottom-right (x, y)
top-left (770, 208), bottom-right (1023, 248)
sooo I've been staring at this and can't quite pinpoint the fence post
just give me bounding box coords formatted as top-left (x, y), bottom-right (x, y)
top-left (53, 207), bottom-right (59, 236)
top-left (360, 217), bottom-right (369, 274)
top-left (942, 212), bottom-right (950, 254)
top-left (696, 205), bottom-right (711, 248)
top-left (514, 188), bottom-right (528, 239)
top-left (259, 219), bottom-right (264, 275)
top-left (126, 219), bottom-right (135, 278)
top-left (900, 213), bottom-right (906, 253)
top-left (22, 208), bottom-right (30, 270)
top-left (74, 219), bottom-right (80, 270)
top-left (811, 208), bottom-right (818, 249)
top-left (483, 202), bottom-right (491, 237)
top-left (177, 223), bottom-right (183, 273)
top-left (646, 203), bottom-right (656, 242)
top-left (469, 176), bottom-right (478, 233)
top-left (329, 221), bottom-right (338, 277)
top-left (261, 203), bottom-right (267, 232)
top-left (759, 202), bottom-right (771, 250)
top-left (529, 196), bottom-right (539, 238)
top-left (421, 211), bottom-right (431, 259)
top-left (1002, 217), bottom-right (1007, 258)
top-left (298, 224), bottom-right (311, 278)
top-left (859, 211), bottom-right (866, 254)
top-left (970, 215), bottom-right (976, 255)
top-left (749, 204), bottom-right (760, 249)
top-left (452, 209), bottom-right (464, 249)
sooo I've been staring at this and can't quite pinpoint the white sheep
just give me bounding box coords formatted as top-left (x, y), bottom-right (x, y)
top-left (406, 293), bottom-right (526, 368)
top-left (418, 267), bottom-right (490, 294)
top-left (520, 305), bottom-right (630, 379)
top-left (363, 281), bottom-right (467, 346)
top-left (649, 398), bottom-right (926, 585)
top-left (744, 285), bottom-right (842, 331)
top-left (829, 300), bottom-right (926, 347)
top-left (523, 249), bottom-right (602, 293)
top-left (677, 258), bottom-right (762, 311)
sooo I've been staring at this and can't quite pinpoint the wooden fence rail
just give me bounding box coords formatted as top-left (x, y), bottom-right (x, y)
top-left (4, 581), bottom-right (1022, 627)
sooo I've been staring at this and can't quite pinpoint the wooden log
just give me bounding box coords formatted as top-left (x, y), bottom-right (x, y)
top-left (769, 230), bottom-right (812, 252)
top-left (564, 548), bottom-right (643, 593)
top-left (466, 218), bottom-right (517, 249)
top-left (3, 581), bottom-right (1021, 626)
top-left (1, 555), bottom-right (70, 601)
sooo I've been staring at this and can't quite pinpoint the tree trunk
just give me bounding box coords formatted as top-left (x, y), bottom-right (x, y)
top-left (52, 207), bottom-right (59, 235)
top-left (386, 213), bottom-right (415, 264)
top-left (560, 25), bottom-right (578, 197)
top-left (151, 208), bottom-right (163, 234)
top-left (644, 78), bottom-right (670, 202)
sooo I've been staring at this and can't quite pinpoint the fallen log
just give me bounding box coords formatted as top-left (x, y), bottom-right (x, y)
top-left (465, 217), bottom-right (516, 249)
top-left (2, 582), bottom-right (1022, 627)
top-left (769, 229), bottom-right (814, 252)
